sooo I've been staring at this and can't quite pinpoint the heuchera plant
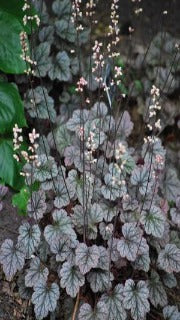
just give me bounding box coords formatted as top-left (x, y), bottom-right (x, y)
top-left (0, 0), bottom-right (180, 320)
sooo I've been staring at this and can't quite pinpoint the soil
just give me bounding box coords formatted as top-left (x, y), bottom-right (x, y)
top-left (0, 191), bottom-right (24, 247)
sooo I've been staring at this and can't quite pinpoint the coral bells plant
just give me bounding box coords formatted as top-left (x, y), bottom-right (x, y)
top-left (0, 0), bottom-right (180, 320)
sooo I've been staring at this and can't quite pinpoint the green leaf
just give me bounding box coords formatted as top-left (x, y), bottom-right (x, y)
top-left (134, 80), bottom-right (143, 92)
top-left (0, 10), bottom-right (26, 73)
top-left (0, 140), bottom-right (24, 190)
top-left (0, 82), bottom-right (27, 134)
top-left (0, 0), bottom-right (37, 34)
top-left (12, 187), bottom-right (30, 216)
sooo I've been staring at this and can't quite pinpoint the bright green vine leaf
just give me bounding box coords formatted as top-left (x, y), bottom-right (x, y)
top-left (12, 187), bottom-right (30, 216)
top-left (0, 0), bottom-right (37, 34)
top-left (0, 140), bottom-right (24, 190)
top-left (0, 82), bottom-right (27, 134)
top-left (0, 9), bottom-right (26, 74)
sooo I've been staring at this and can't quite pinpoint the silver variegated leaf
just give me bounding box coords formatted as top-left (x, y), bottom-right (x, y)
top-left (107, 238), bottom-right (121, 262)
top-left (55, 124), bottom-right (72, 155)
top-left (25, 257), bottom-right (49, 288)
top-left (18, 222), bottom-right (41, 258)
top-left (163, 305), bottom-right (180, 320)
top-left (54, 179), bottom-right (74, 209)
top-left (66, 109), bottom-right (89, 132)
top-left (64, 146), bottom-right (79, 166)
top-left (123, 279), bottom-right (150, 320)
top-left (55, 19), bottom-right (76, 43)
top-left (72, 203), bottom-right (104, 240)
top-left (50, 235), bottom-right (70, 262)
top-left (78, 301), bottom-right (108, 320)
top-left (75, 243), bottom-right (99, 275)
top-left (37, 135), bottom-right (50, 156)
top-left (162, 273), bottom-right (177, 289)
top-left (163, 168), bottom-right (180, 202)
top-left (32, 279), bottom-right (60, 320)
top-left (100, 284), bottom-right (127, 320)
top-left (44, 209), bottom-right (76, 245)
top-left (48, 51), bottom-right (71, 81)
top-left (39, 26), bottom-right (54, 44)
top-left (0, 239), bottom-right (25, 281)
top-left (133, 252), bottom-right (150, 272)
top-left (99, 222), bottom-right (113, 240)
top-left (17, 274), bottom-right (33, 300)
top-left (52, 0), bottom-right (71, 18)
top-left (33, 42), bottom-right (52, 77)
top-left (147, 270), bottom-right (167, 307)
top-left (34, 154), bottom-right (58, 182)
top-left (140, 206), bottom-right (165, 238)
top-left (101, 202), bottom-right (117, 222)
top-left (90, 101), bottom-right (108, 119)
top-left (170, 208), bottom-right (180, 228)
top-left (158, 244), bottom-right (180, 273)
top-left (27, 190), bottom-right (47, 220)
top-left (25, 86), bottom-right (56, 122)
top-left (87, 270), bottom-right (114, 293)
top-left (130, 165), bottom-right (154, 195)
top-left (101, 172), bottom-right (126, 201)
top-left (59, 262), bottom-right (85, 298)
top-left (96, 246), bottom-right (109, 271)
top-left (117, 223), bottom-right (143, 261)
top-left (117, 111), bottom-right (134, 138)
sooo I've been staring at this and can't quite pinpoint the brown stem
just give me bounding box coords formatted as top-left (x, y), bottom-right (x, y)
top-left (72, 290), bottom-right (80, 320)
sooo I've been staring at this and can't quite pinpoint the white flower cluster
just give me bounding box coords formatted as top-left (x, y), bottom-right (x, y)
top-left (107, 0), bottom-right (120, 58)
top-left (20, 0), bottom-right (39, 75)
top-left (13, 125), bottom-right (40, 176)
top-left (92, 41), bottom-right (105, 83)
top-left (111, 164), bottom-right (126, 187)
top-left (72, 0), bottom-right (84, 31)
top-left (86, 0), bottom-right (96, 20)
top-left (13, 124), bottom-right (23, 152)
top-left (76, 77), bottom-right (88, 93)
top-left (20, 31), bottom-right (37, 73)
top-left (114, 66), bottom-right (122, 85)
top-left (115, 142), bottom-right (126, 160)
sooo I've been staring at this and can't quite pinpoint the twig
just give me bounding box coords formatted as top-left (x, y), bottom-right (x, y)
top-left (72, 290), bottom-right (80, 320)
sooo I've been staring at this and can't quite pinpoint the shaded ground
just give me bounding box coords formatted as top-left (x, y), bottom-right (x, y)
top-left (0, 191), bottom-right (23, 247)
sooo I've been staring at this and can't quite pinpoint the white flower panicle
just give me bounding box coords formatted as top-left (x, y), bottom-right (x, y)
top-left (86, 0), bottom-right (97, 20)
top-left (108, 0), bottom-right (120, 58)
top-left (92, 40), bottom-right (105, 80)
top-left (13, 125), bottom-right (40, 176)
top-left (20, 0), bottom-right (39, 75)
top-left (115, 142), bottom-right (126, 160)
top-left (76, 77), bottom-right (88, 92)
top-left (72, 0), bottom-right (84, 31)
top-left (149, 85), bottom-right (161, 129)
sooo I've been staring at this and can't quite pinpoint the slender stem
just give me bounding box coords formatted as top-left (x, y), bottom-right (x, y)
top-left (72, 291), bottom-right (80, 320)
